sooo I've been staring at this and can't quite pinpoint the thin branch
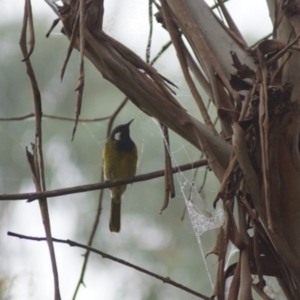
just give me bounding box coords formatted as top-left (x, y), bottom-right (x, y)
top-left (0, 160), bottom-right (208, 201)
top-left (19, 1), bottom-right (61, 299)
top-left (7, 231), bottom-right (211, 300)
top-left (0, 113), bottom-right (110, 122)
top-left (250, 33), bottom-right (272, 48)
top-left (72, 97), bottom-right (129, 300)
top-left (106, 97), bottom-right (129, 137)
top-left (146, 0), bottom-right (153, 63)
top-left (150, 40), bottom-right (172, 65)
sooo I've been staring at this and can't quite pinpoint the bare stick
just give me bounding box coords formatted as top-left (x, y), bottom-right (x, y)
top-left (72, 97), bottom-right (129, 300)
top-left (7, 231), bottom-right (211, 300)
top-left (19, 1), bottom-right (61, 299)
top-left (0, 160), bottom-right (208, 201)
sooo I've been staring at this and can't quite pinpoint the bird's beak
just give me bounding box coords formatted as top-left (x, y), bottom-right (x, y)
top-left (127, 119), bottom-right (134, 126)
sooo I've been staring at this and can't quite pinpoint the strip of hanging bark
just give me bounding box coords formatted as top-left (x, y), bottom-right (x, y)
top-left (227, 259), bottom-right (241, 299)
top-left (257, 48), bottom-right (272, 231)
top-left (165, 127), bottom-right (175, 198)
top-left (215, 83), bottom-right (236, 137)
top-left (60, 7), bottom-right (79, 81)
top-left (211, 4), bottom-right (249, 53)
top-left (239, 84), bottom-right (257, 121)
top-left (213, 155), bottom-right (237, 208)
top-left (215, 0), bottom-right (248, 49)
top-left (71, 0), bottom-right (86, 140)
top-left (211, 226), bottom-right (227, 299)
top-left (253, 225), bottom-right (264, 285)
top-left (211, 204), bottom-right (241, 299)
top-left (271, 51), bottom-right (292, 84)
top-left (46, 18), bottom-right (60, 38)
top-left (272, 0), bottom-right (287, 39)
top-left (160, 124), bottom-right (175, 214)
top-left (183, 46), bottom-right (214, 101)
top-left (232, 124), bottom-right (262, 219)
top-left (239, 248), bottom-right (252, 299)
top-left (249, 225), bottom-right (281, 277)
top-left (225, 201), bottom-right (245, 250)
top-left (240, 195), bottom-right (257, 221)
top-left (160, 2), bottom-right (218, 135)
top-left (22, 0), bottom-right (35, 61)
top-left (26, 146), bottom-right (40, 187)
top-left (237, 194), bottom-right (252, 298)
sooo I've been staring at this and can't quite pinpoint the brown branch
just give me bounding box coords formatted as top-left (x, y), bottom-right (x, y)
top-left (146, 0), bottom-right (153, 63)
top-left (0, 160), bottom-right (208, 201)
top-left (0, 113), bottom-right (110, 122)
top-left (72, 97), bottom-right (129, 300)
top-left (7, 231), bottom-right (210, 300)
top-left (20, 1), bottom-right (61, 299)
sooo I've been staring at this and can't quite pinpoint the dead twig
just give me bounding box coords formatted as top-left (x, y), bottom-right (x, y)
top-left (0, 160), bottom-right (208, 201)
top-left (8, 231), bottom-right (211, 300)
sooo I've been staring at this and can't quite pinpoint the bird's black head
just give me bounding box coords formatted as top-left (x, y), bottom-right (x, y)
top-left (109, 120), bottom-right (134, 151)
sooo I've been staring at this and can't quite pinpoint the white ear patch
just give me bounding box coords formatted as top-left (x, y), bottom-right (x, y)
top-left (115, 132), bottom-right (121, 140)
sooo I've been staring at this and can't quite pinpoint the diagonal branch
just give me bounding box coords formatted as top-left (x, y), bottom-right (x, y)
top-left (8, 231), bottom-right (211, 300)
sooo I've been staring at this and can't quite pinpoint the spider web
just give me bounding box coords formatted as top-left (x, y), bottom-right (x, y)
top-left (153, 118), bottom-right (226, 288)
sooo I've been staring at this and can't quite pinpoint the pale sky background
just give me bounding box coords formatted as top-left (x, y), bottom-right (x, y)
top-left (0, 1), bottom-right (273, 300)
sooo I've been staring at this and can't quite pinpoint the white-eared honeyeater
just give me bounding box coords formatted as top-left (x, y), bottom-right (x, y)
top-left (102, 120), bottom-right (138, 232)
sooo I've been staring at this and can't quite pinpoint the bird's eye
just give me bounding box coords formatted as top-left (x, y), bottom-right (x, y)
top-left (115, 132), bottom-right (121, 140)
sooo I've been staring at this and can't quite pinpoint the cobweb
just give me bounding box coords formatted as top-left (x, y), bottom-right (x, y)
top-left (185, 198), bottom-right (225, 287)
top-left (153, 118), bottom-right (226, 288)
top-left (185, 199), bottom-right (224, 238)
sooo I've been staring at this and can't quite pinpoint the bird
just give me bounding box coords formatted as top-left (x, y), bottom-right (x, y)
top-left (102, 120), bottom-right (138, 232)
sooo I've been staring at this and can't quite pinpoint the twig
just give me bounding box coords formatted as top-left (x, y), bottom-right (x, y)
top-left (150, 40), bottom-right (172, 65)
top-left (106, 97), bottom-right (129, 137)
top-left (146, 0), bottom-right (153, 63)
top-left (0, 160), bottom-right (208, 201)
top-left (7, 231), bottom-right (211, 300)
top-left (72, 97), bottom-right (129, 300)
top-left (0, 113), bottom-right (111, 122)
top-left (19, 1), bottom-right (61, 299)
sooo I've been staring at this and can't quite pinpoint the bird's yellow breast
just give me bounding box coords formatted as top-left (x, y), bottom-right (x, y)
top-left (102, 140), bottom-right (138, 181)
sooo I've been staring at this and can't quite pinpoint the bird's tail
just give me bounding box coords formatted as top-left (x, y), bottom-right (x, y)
top-left (109, 197), bottom-right (121, 232)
